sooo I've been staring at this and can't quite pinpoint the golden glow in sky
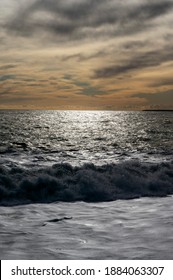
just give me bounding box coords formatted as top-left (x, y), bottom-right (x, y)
top-left (0, 0), bottom-right (173, 110)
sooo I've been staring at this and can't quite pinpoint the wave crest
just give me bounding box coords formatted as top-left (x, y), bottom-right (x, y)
top-left (0, 161), bottom-right (173, 206)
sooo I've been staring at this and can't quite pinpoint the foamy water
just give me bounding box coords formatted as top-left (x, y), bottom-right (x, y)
top-left (0, 110), bottom-right (173, 259)
top-left (0, 197), bottom-right (173, 259)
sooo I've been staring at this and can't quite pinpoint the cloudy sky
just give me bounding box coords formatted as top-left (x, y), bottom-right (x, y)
top-left (0, 0), bottom-right (173, 110)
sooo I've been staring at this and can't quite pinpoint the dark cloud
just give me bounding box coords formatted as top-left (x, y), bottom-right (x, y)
top-left (27, 83), bottom-right (42, 87)
top-left (0, 88), bottom-right (13, 96)
top-left (56, 95), bottom-right (69, 99)
top-left (0, 64), bottom-right (17, 70)
top-left (21, 78), bottom-right (37, 82)
top-left (61, 49), bottom-right (107, 62)
top-left (151, 78), bottom-right (173, 87)
top-left (122, 40), bottom-right (148, 51)
top-left (127, 1), bottom-right (173, 21)
top-left (94, 46), bottom-right (173, 78)
top-left (132, 90), bottom-right (173, 104)
top-left (0, 74), bottom-right (16, 81)
top-left (4, 0), bottom-right (173, 42)
top-left (78, 87), bottom-right (105, 97)
top-left (73, 80), bottom-right (105, 96)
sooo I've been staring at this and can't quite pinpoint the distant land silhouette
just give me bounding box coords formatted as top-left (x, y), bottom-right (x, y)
top-left (143, 109), bottom-right (173, 112)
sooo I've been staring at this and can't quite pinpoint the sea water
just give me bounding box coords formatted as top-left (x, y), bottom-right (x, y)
top-left (0, 110), bottom-right (173, 259)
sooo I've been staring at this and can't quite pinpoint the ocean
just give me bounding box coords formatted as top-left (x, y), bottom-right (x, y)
top-left (0, 110), bottom-right (173, 259)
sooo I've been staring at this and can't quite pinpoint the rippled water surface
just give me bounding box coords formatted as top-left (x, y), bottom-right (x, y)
top-left (0, 110), bottom-right (172, 167)
top-left (0, 110), bottom-right (173, 259)
top-left (0, 197), bottom-right (173, 259)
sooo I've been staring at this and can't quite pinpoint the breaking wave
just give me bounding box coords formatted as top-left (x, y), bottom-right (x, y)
top-left (0, 161), bottom-right (173, 206)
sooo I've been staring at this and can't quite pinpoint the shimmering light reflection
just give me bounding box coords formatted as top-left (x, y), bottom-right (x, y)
top-left (0, 110), bottom-right (172, 168)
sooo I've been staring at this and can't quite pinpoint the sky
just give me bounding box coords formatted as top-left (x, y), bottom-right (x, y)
top-left (0, 0), bottom-right (173, 110)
